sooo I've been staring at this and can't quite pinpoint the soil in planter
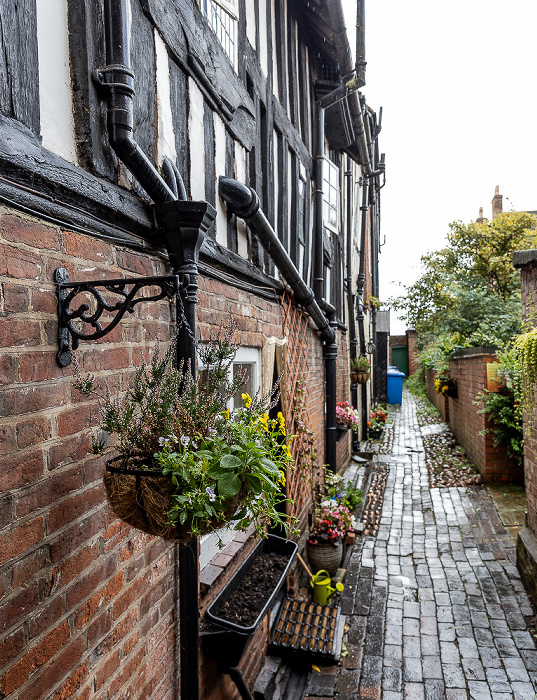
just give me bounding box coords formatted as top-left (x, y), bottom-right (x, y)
top-left (215, 552), bottom-right (289, 627)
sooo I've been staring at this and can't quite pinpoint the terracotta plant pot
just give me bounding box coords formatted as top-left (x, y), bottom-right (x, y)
top-left (306, 539), bottom-right (343, 577)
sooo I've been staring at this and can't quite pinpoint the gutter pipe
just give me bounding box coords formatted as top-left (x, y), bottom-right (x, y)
top-left (356, 178), bottom-right (369, 440)
top-left (99, 0), bottom-right (176, 204)
top-left (219, 177), bottom-right (339, 472)
top-left (99, 4), bottom-right (204, 700)
top-left (345, 155), bottom-right (359, 450)
top-left (326, 1), bottom-right (371, 174)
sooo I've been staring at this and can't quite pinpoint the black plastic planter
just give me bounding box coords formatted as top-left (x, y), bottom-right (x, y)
top-left (203, 534), bottom-right (297, 668)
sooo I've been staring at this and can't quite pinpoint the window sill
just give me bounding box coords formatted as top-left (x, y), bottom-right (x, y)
top-left (199, 522), bottom-right (257, 603)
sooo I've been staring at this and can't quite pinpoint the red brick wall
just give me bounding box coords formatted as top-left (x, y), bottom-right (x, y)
top-left (425, 369), bottom-right (449, 422)
top-left (0, 210), bottom-right (178, 700)
top-left (448, 352), bottom-right (522, 483)
top-left (519, 259), bottom-right (537, 533)
top-left (407, 331), bottom-right (419, 376)
top-left (0, 208), bottom-right (326, 699)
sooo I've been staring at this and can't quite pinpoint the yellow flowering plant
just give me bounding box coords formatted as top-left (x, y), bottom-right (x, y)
top-left (75, 317), bottom-right (297, 539)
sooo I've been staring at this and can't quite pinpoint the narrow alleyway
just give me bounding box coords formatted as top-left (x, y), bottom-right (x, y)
top-left (306, 390), bottom-right (537, 700)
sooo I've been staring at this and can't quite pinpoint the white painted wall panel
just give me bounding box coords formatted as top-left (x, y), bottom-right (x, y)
top-left (245, 0), bottom-right (256, 49)
top-left (189, 78), bottom-right (205, 199)
top-left (258, 0), bottom-right (268, 77)
top-left (154, 30), bottom-right (177, 166)
top-left (36, 0), bottom-right (77, 164)
top-left (234, 141), bottom-right (249, 259)
top-left (214, 114), bottom-right (228, 247)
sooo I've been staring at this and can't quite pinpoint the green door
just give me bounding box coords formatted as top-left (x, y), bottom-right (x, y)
top-left (391, 346), bottom-right (408, 376)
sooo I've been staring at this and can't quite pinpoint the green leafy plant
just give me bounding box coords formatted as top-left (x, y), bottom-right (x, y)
top-left (475, 346), bottom-right (523, 464)
top-left (351, 355), bottom-right (370, 372)
top-left (74, 318), bottom-right (298, 538)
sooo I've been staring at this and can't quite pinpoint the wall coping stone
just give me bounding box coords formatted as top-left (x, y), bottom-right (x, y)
top-left (451, 346), bottom-right (499, 360)
top-left (513, 248), bottom-right (537, 268)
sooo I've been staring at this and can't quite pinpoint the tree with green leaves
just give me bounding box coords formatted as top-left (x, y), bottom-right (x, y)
top-left (393, 211), bottom-right (537, 348)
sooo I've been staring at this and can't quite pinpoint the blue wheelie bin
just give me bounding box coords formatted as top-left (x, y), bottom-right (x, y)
top-left (387, 368), bottom-right (405, 405)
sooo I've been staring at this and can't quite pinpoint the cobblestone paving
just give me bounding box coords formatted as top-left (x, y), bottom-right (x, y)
top-left (306, 391), bottom-right (537, 700)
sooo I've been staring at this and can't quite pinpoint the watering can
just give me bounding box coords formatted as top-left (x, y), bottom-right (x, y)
top-left (310, 570), bottom-right (344, 605)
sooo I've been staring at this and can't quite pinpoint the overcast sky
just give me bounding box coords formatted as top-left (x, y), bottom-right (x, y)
top-left (343, 0), bottom-right (537, 333)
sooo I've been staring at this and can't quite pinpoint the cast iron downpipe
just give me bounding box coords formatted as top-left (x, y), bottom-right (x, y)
top-left (99, 0), bottom-right (176, 204)
top-left (218, 177), bottom-right (339, 472)
top-left (100, 3), bottom-right (208, 699)
top-left (345, 155), bottom-right (359, 450)
top-left (356, 177), bottom-right (369, 441)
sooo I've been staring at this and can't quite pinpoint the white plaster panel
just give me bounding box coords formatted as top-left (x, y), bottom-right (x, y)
top-left (234, 141), bottom-right (248, 259)
top-left (36, 0), bottom-right (77, 164)
top-left (189, 78), bottom-right (205, 200)
top-left (214, 113), bottom-right (228, 247)
top-left (271, 0), bottom-right (278, 99)
top-left (246, 0), bottom-right (256, 49)
top-left (258, 0), bottom-right (268, 77)
top-left (154, 30), bottom-right (177, 166)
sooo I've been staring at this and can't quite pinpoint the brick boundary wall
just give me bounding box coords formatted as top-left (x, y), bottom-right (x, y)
top-left (0, 208), bottom-right (335, 699)
top-left (515, 252), bottom-right (537, 534)
top-left (426, 356), bottom-right (522, 484)
top-left (449, 349), bottom-right (521, 483)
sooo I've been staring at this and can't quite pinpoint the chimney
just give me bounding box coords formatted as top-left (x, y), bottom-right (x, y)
top-left (476, 207), bottom-right (484, 224)
top-left (491, 186), bottom-right (503, 219)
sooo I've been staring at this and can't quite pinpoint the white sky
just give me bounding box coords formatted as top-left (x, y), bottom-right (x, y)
top-left (343, 0), bottom-right (537, 333)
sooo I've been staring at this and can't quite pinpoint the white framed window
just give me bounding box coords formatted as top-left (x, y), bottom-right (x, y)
top-left (199, 346), bottom-right (261, 568)
top-left (323, 158), bottom-right (339, 232)
top-left (202, 0), bottom-right (238, 70)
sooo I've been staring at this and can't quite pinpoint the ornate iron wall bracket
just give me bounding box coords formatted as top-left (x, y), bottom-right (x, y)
top-left (55, 267), bottom-right (180, 367)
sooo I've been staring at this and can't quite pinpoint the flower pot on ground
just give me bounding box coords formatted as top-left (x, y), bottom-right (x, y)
top-left (307, 502), bottom-right (356, 576)
top-left (306, 539), bottom-right (343, 578)
top-left (73, 318), bottom-right (297, 540)
top-left (367, 405), bottom-right (387, 441)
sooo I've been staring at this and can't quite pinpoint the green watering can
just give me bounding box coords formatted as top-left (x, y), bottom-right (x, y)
top-left (310, 570), bottom-right (344, 606)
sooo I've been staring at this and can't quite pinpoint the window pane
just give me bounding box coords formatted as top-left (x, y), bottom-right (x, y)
top-left (233, 363), bottom-right (254, 408)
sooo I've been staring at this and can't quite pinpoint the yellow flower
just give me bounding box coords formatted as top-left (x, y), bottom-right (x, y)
top-left (223, 409), bottom-right (230, 420)
top-left (277, 412), bottom-right (286, 435)
top-left (241, 393), bottom-right (252, 408)
top-left (257, 413), bottom-right (269, 431)
top-left (282, 444), bottom-right (292, 458)
top-left (279, 470), bottom-right (286, 486)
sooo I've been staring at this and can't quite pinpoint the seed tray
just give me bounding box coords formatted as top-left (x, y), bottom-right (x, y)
top-left (269, 597), bottom-right (345, 664)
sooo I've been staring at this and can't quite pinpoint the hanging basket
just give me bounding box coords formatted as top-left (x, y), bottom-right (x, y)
top-left (306, 539), bottom-right (343, 577)
top-left (104, 455), bottom-right (244, 540)
top-left (351, 371), bottom-right (370, 384)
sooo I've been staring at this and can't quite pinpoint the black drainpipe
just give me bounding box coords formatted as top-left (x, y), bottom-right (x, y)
top-left (218, 177), bottom-right (339, 473)
top-left (357, 177), bottom-right (369, 441)
top-left (98, 3), bottom-right (207, 699)
top-left (345, 155), bottom-right (359, 451)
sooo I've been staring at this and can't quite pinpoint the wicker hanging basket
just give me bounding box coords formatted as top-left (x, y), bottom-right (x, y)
top-left (351, 371), bottom-right (370, 384)
top-left (104, 455), bottom-right (245, 540)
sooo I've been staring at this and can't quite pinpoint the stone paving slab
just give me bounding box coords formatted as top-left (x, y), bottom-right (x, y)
top-left (305, 390), bottom-right (537, 700)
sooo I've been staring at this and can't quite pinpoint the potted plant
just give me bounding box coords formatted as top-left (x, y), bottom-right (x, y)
top-left (367, 405), bottom-right (387, 440)
top-left (306, 503), bottom-right (356, 576)
top-left (335, 401), bottom-right (360, 440)
top-left (73, 319), bottom-right (297, 540)
top-left (434, 375), bottom-right (457, 399)
top-left (350, 355), bottom-right (370, 384)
